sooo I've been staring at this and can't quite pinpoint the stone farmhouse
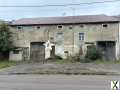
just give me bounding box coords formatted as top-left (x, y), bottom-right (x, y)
top-left (9, 14), bottom-right (120, 61)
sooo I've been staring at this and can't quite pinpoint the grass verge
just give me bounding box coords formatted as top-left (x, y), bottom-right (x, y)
top-left (0, 60), bottom-right (31, 69)
top-left (0, 60), bottom-right (20, 69)
top-left (93, 59), bottom-right (120, 64)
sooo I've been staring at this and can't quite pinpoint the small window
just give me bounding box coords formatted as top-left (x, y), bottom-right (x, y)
top-left (80, 24), bottom-right (84, 28)
top-left (102, 24), bottom-right (108, 27)
top-left (57, 32), bottom-right (63, 35)
top-left (17, 26), bottom-right (23, 30)
top-left (64, 51), bottom-right (68, 53)
top-left (36, 26), bottom-right (40, 29)
top-left (79, 33), bottom-right (84, 41)
top-left (13, 50), bottom-right (20, 54)
top-left (57, 25), bottom-right (63, 29)
top-left (50, 37), bottom-right (54, 40)
top-left (69, 26), bottom-right (73, 29)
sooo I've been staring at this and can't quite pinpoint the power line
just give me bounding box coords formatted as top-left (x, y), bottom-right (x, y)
top-left (0, 0), bottom-right (120, 7)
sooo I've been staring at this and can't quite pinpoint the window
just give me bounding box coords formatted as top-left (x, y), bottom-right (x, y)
top-left (50, 37), bottom-right (54, 40)
top-left (69, 25), bottom-right (73, 29)
top-left (102, 24), bottom-right (108, 27)
top-left (80, 24), bottom-right (84, 28)
top-left (57, 32), bottom-right (64, 39)
top-left (36, 26), bottom-right (40, 29)
top-left (64, 51), bottom-right (68, 53)
top-left (57, 25), bottom-right (63, 29)
top-left (79, 33), bottom-right (84, 40)
top-left (57, 32), bottom-right (63, 35)
top-left (56, 32), bottom-right (64, 44)
top-left (13, 50), bottom-right (20, 54)
top-left (17, 26), bottom-right (23, 30)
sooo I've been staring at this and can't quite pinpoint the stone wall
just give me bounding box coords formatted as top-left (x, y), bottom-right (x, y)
top-left (10, 22), bottom-right (119, 59)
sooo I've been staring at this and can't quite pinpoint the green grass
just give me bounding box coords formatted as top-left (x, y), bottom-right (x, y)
top-left (51, 58), bottom-right (120, 64)
top-left (53, 59), bottom-right (81, 64)
top-left (0, 60), bottom-right (24, 69)
top-left (93, 59), bottom-right (120, 64)
top-left (54, 59), bottom-right (66, 64)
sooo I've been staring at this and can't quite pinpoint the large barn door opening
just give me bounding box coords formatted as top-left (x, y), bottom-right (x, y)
top-left (97, 41), bottom-right (115, 60)
top-left (30, 42), bottom-right (45, 62)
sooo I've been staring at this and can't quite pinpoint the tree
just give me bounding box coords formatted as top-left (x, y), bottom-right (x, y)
top-left (0, 23), bottom-right (13, 58)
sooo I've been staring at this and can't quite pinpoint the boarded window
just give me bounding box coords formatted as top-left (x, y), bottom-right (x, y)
top-left (56, 32), bottom-right (64, 45)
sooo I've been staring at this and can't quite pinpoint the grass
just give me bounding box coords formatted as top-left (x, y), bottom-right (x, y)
top-left (0, 60), bottom-right (31, 69)
top-left (50, 58), bottom-right (120, 64)
top-left (50, 59), bottom-right (66, 64)
top-left (93, 59), bottom-right (120, 64)
top-left (0, 60), bottom-right (18, 69)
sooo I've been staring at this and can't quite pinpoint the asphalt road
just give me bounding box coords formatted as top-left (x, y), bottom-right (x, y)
top-left (0, 75), bottom-right (119, 90)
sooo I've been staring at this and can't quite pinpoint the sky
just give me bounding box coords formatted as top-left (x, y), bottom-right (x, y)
top-left (0, 0), bottom-right (120, 20)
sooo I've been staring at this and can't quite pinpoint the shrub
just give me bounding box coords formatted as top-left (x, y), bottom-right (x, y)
top-left (85, 45), bottom-right (101, 61)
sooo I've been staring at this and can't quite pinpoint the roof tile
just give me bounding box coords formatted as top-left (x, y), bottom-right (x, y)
top-left (11, 14), bottom-right (119, 25)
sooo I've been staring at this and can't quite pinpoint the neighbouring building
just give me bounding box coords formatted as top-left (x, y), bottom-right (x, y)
top-left (9, 14), bottom-right (120, 61)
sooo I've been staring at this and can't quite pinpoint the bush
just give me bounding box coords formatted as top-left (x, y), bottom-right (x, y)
top-left (0, 23), bottom-right (13, 52)
top-left (85, 45), bottom-right (101, 61)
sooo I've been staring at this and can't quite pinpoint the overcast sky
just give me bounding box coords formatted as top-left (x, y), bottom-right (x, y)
top-left (0, 0), bottom-right (120, 20)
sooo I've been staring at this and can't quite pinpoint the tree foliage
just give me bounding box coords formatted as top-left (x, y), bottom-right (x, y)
top-left (0, 23), bottom-right (13, 52)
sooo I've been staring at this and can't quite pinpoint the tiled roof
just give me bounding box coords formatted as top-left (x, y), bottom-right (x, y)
top-left (113, 16), bottom-right (120, 20)
top-left (11, 14), bottom-right (119, 25)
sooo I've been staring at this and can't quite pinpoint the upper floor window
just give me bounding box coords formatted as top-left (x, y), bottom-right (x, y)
top-left (57, 25), bottom-right (63, 29)
top-left (69, 25), bottom-right (73, 29)
top-left (17, 26), bottom-right (23, 30)
top-left (102, 24), bottom-right (108, 27)
top-left (36, 26), bottom-right (40, 29)
top-left (80, 24), bottom-right (84, 28)
top-left (79, 33), bottom-right (84, 41)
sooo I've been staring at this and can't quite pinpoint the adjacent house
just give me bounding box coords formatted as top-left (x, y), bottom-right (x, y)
top-left (9, 14), bottom-right (120, 61)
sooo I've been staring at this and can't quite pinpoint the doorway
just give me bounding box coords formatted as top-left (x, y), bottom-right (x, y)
top-left (96, 41), bottom-right (115, 60)
top-left (30, 42), bottom-right (45, 62)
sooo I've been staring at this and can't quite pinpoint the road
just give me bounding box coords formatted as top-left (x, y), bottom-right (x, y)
top-left (0, 75), bottom-right (119, 90)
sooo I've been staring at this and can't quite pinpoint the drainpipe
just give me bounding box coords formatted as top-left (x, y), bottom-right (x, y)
top-left (118, 22), bottom-right (120, 59)
top-left (116, 22), bottom-right (120, 60)
top-left (72, 26), bottom-right (74, 55)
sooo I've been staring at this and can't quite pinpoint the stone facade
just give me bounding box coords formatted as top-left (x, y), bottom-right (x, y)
top-left (9, 22), bottom-right (119, 60)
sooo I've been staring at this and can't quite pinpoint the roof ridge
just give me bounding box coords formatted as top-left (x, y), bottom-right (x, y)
top-left (16, 14), bottom-right (108, 20)
top-left (11, 14), bottom-right (119, 25)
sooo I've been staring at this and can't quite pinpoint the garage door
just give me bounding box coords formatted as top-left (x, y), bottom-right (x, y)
top-left (30, 42), bottom-right (45, 62)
